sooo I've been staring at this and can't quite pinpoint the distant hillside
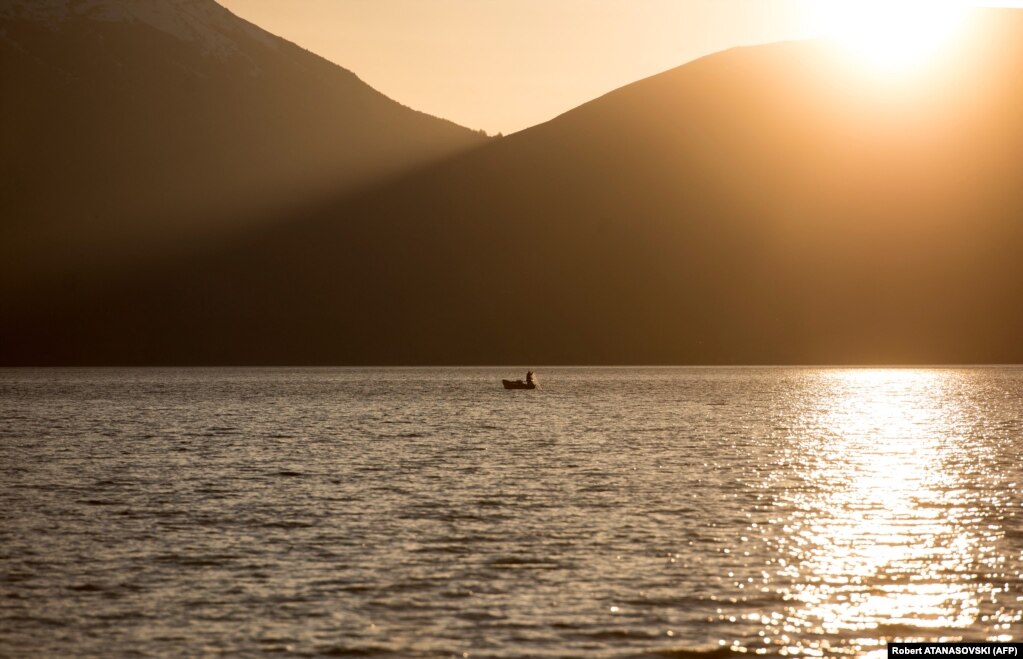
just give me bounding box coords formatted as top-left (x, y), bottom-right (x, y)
top-left (0, 0), bottom-right (486, 297)
top-left (5, 9), bottom-right (1023, 365)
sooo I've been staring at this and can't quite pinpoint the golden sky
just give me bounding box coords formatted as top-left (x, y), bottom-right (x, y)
top-left (218, 1), bottom-right (1022, 135)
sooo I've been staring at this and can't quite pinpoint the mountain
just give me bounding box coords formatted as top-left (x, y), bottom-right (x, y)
top-left (5, 9), bottom-right (1023, 365)
top-left (0, 0), bottom-right (486, 297)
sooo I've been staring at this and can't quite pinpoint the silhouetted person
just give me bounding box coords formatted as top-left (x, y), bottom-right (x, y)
top-left (526, 371), bottom-right (536, 386)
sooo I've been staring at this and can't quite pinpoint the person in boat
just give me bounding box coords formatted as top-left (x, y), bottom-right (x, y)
top-left (526, 371), bottom-right (536, 387)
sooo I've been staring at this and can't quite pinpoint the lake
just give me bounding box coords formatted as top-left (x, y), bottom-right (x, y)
top-left (1, 367), bottom-right (1020, 657)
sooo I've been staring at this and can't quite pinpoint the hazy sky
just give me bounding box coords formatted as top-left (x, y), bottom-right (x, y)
top-left (218, 1), bottom-right (1021, 135)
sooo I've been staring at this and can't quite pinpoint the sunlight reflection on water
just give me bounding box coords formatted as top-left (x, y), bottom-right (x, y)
top-left (753, 370), bottom-right (1020, 657)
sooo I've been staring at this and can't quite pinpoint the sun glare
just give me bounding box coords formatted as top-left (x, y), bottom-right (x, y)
top-left (809, 1), bottom-right (970, 75)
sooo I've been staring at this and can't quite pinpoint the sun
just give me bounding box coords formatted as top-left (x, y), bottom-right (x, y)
top-left (808, 1), bottom-right (971, 76)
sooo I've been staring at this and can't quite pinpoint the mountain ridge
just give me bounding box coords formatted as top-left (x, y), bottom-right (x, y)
top-left (0, 0), bottom-right (278, 56)
top-left (5, 8), bottom-right (1023, 365)
top-left (0, 0), bottom-right (487, 299)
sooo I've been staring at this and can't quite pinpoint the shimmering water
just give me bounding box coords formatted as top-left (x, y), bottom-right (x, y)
top-left (1, 367), bottom-right (1021, 658)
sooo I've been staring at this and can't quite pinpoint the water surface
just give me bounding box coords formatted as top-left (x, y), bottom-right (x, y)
top-left (1, 367), bottom-right (1020, 657)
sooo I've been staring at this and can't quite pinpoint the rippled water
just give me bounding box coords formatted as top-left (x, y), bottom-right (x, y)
top-left (1, 367), bottom-right (1021, 658)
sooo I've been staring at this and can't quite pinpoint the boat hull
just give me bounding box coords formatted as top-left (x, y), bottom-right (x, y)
top-left (502, 380), bottom-right (536, 390)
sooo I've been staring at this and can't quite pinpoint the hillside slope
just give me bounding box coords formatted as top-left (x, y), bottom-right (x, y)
top-left (0, 0), bottom-right (486, 296)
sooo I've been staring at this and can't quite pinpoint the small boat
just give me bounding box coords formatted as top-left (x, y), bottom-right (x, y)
top-left (502, 371), bottom-right (538, 390)
top-left (502, 379), bottom-right (536, 390)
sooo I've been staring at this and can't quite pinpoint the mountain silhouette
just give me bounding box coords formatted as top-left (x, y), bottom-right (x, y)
top-left (4, 8), bottom-right (1023, 365)
top-left (0, 0), bottom-right (486, 299)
